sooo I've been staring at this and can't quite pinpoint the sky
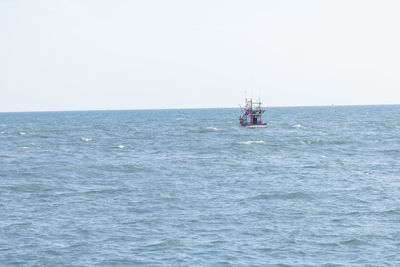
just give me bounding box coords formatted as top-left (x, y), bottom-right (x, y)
top-left (1, 0), bottom-right (399, 112)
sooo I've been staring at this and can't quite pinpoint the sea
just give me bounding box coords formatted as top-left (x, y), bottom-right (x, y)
top-left (0, 105), bottom-right (399, 266)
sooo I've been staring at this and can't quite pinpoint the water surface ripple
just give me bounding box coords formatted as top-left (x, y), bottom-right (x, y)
top-left (1, 106), bottom-right (399, 266)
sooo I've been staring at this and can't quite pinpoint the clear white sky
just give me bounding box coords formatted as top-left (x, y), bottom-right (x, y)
top-left (1, 0), bottom-right (399, 112)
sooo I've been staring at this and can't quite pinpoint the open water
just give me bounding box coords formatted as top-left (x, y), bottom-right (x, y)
top-left (0, 105), bottom-right (399, 266)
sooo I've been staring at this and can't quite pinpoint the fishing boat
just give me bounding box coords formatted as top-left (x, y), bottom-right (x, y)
top-left (239, 98), bottom-right (267, 128)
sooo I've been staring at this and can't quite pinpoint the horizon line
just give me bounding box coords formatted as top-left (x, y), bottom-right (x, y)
top-left (0, 103), bottom-right (399, 114)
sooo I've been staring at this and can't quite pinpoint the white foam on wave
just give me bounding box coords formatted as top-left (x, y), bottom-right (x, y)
top-left (0, 124), bottom-right (6, 127)
top-left (54, 243), bottom-right (67, 248)
top-left (176, 118), bottom-right (184, 121)
top-left (269, 155), bottom-right (282, 159)
top-left (118, 145), bottom-right (124, 149)
top-left (321, 155), bottom-right (326, 158)
top-left (307, 139), bottom-right (321, 144)
top-left (0, 131), bottom-right (4, 134)
top-left (292, 124), bottom-right (304, 128)
top-left (19, 132), bottom-right (26, 135)
top-left (22, 146), bottom-right (29, 149)
top-left (238, 140), bottom-right (265, 145)
top-left (206, 127), bottom-right (218, 131)
top-left (80, 137), bottom-right (92, 142)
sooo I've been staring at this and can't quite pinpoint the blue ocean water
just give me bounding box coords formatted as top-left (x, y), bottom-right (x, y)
top-left (0, 105), bottom-right (399, 266)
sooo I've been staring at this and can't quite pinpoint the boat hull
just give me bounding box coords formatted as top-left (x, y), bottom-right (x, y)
top-left (246, 124), bottom-right (268, 128)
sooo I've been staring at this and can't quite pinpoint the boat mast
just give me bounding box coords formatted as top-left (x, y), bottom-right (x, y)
top-left (250, 99), bottom-right (253, 125)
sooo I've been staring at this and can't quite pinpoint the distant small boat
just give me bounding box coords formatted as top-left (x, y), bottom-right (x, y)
top-left (239, 98), bottom-right (267, 128)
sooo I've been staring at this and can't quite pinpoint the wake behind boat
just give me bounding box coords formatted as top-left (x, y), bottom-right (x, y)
top-left (239, 98), bottom-right (267, 128)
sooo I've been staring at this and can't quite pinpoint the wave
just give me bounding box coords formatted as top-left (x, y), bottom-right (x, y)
top-left (117, 145), bottom-right (124, 149)
top-left (19, 132), bottom-right (26, 135)
top-left (82, 188), bottom-right (124, 195)
top-left (53, 243), bottom-right (67, 248)
top-left (176, 118), bottom-right (184, 121)
top-left (197, 127), bottom-right (220, 133)
top-left (328, 160), bottom-right (345, 168)
top-left (269, 155), bottom-right (282, 159)
top-left (253, 192), bottom-right (311, 200)
top-left (80, 137), bottom-right (92, 142)
top-left (126, 163), bottom-right (136, 167)
top-left (329, 140), bottom-right (346, 145)
top-left (307, 139), bottom-right (322, 144)
top-left (206, 127), bottom-right (218, 131)
top-left (238, 140), bottom-right (265, 145)
top-left (340, 238), bottom-right (363, 245)
top-left (292, 124), bottom-right (304, 128)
